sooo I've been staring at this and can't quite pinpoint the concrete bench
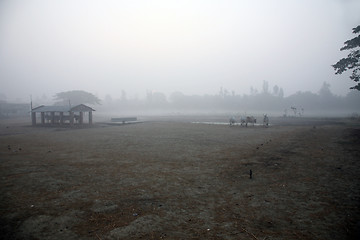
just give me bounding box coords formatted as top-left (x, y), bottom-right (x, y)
top-left (111, 117), bottom-right (137, 124)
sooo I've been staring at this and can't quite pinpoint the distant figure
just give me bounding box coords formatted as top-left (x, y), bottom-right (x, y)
top-left (263, 114), bottom-right (269, 127)
top-left (249, 169), bottom-right (253, 179)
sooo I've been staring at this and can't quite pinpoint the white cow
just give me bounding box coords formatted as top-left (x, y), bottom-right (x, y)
top-left (245, 116), bottom-right (256, 127)
top-left (240, 117), bottom-right (246, 126)
top-left (229, 116), bottom-right (257, 127)
top-left (229, 116), bottom-right (236, 126)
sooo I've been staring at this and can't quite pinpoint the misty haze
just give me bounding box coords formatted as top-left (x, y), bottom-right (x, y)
top-left (1, 1), bottom-right (360, 240)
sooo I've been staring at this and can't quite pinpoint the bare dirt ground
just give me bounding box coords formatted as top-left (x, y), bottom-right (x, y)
top-left (0, 116), bottom-right (359, 240)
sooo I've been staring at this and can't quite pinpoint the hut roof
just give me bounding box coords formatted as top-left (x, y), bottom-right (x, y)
top-left (31, 104), bottom-right (95, 113)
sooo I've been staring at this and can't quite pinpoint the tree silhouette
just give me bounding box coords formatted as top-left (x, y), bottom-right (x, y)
top-left (273, 85), bottom-right (279, 96)
top-left (332, 25), bottom-right (360, 90)
top-left (54, 90), bottom-right (101, 106)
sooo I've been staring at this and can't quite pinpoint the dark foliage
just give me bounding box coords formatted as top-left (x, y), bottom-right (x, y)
top-left (332, 25), bottom-right (360, 90)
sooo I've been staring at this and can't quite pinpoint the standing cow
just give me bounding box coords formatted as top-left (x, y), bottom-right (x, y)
top-left (229, 116), bottom-right (236, 126)
top-left (245, 116), bottom-right (256, 127)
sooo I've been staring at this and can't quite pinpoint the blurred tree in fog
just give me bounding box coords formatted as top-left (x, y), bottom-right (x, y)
top-left (250, 86), bottom-right (258, 95)
top-left (104, 94), bottom-right (113, 105)
top-left (170, 91), bottom-right (186, 107)
top-left (278, 88), bottom-right (284, 98)
top-left (151, 92), bottom-right (167, 104)
top-left (273, 85), bottom-right (279, 96)
top-left (318, 82), bottom-right (333, 98)
top-left (262, 80), bottom-right (269, 94)
top-left (0, 93), bottom-right (7, 101)
top-left (54, 90), bottom-right (101, 106)
top-left (333, 25), bottom-right (360, 90)
top-left (121, 90), bottom-right (127, 102)
top-left (344, 90), bottom-right (360, 109)
top-left (146, 91), bottom-right (167, 107)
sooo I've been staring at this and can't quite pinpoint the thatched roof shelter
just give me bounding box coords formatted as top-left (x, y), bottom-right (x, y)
top-left (31, 104), bottom-right (95, 126)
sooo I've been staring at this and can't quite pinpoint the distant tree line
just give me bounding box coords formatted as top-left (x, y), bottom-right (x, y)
top-left (100, 81), bottom-right (360, 116)
top-left (2, 82), bottom-right (359, 118)
top-left (0, 100), bottom-right (29, 118)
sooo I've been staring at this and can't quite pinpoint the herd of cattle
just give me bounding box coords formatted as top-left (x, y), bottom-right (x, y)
top-left (229, 114), bottom-right (269, 127)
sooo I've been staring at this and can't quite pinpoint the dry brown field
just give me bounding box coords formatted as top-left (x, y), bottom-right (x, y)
top-left (0, 116), bottom-right (359, 239)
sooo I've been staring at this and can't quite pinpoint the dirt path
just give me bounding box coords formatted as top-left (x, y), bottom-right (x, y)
top-left (0, 118), bottom-right (359, 239)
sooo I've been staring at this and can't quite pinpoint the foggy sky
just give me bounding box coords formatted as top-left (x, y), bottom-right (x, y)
top-left (0, 0), bottom-right (359, 102)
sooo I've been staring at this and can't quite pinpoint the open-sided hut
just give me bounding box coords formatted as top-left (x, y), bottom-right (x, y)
top-left (31, 104), bottom-right (95, 126)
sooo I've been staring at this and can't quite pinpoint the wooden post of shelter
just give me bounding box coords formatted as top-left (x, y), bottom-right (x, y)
top-left (89, 111), bottom-right (92, 124)
top-left (70, 111), bottom-right (74, 125)
top-left (41, 112), bottom-right (45, 125)
top-left (60, 112), bottom-right (64, 125)
top-left (31, 112), bottom-right (36, 126)
top-left (51, 112), bottom-right (55, 124)
top-left (79, 112), bottom-right (83, 124)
